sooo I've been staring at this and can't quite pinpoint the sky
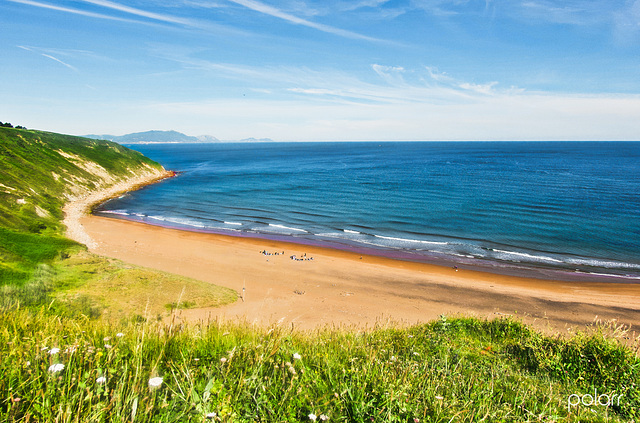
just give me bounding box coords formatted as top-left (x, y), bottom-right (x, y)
top-left (1, 0), bottom-right (640, 141)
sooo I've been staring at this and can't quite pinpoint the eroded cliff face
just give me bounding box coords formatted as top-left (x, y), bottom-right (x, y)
top-left (62, 166), bottom-right (172, 249)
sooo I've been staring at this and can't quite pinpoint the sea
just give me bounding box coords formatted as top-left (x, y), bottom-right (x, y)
top-left (94, 141), bottom-right (640, 282)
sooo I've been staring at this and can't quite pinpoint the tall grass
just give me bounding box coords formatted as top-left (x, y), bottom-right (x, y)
top-left (1, 311), bottom-right (637, 422)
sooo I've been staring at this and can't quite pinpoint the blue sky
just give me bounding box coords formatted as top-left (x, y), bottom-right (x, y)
top-left (2, 0), bottom-right (640, 140)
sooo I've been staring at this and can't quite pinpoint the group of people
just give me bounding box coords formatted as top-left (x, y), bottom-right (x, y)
top-left (290, 253), bottom-right (314, 261)
top-left (260, 250), bottom-right (284, 256)
top-left (259, 250), bottom-right (314, 261)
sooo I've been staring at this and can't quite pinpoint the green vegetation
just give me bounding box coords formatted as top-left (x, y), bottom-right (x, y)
top-left (0, 126), bottom-right (162, 284)
top-left (0, 313), bottom-right (637, 422)
top-left (51, 252), bottom-right (238, 319)
top-left (1, 125), bottom-right (638, 421)
top-left (0, 125), bottom-right (236, 313)
top-left (0, 126), bottom-right (160, 234)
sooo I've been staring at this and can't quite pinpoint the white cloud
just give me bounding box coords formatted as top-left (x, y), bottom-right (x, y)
top-left (79, 0), bottom-right (196, 26)
top-left (140, 90), bottom-right (640, 141)
top-left (226, 0), bottom-right (382, 41)
top-left (7, 0), bottom-right (145, 24)
top-left (18, 45), bottom-right (78, 72)
top-left (40, 54), bottom-right (78, 71)
top-left (371, 64), bottom-right (406, 85)
top-left (458, 81), bottom-right (498, 94)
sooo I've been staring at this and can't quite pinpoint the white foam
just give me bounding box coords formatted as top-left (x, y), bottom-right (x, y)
top-left (224, 221), bottom-right (242, 226)
top-left (268, 223), bottom-right (307, 233)
top-left (573, 271), bottom-right (640, 280)
top-left (374, 234), bottom-right (448, 246)
top-left (492, 249), bottom-right (564, 263)
top-left (343, 229), bottom-right (361, 234)
top-left (565, 257), bottom-right (640, 270)
top-left (100, 210), bottom-right (129, 216)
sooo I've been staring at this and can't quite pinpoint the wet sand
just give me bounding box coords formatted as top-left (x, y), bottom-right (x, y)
top-left (79, 215), bottom-right (640, 333)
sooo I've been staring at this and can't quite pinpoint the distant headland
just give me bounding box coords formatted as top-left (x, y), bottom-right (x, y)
top-left (83, 130), bottom-right (274, 144)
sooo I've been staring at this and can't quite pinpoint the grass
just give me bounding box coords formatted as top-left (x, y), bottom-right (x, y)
top-left (0, 311), bottom-right (637, 422)
top-left (51, 251), bottom-right (238, 320)
top-left (0, 227), bottom-right (81, 285)
top-left (1, 250), bottom-right (237, 321)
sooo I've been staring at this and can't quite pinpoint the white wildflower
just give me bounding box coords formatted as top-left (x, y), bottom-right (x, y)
top-left (220, 357), bottom-right (227, 363)
top-left (48, 363), bottom-right (65, 373)
top-left (320, 414), bottom-right (329, 421)
top-left (104, 344), bottom-right (112, 349)
top-left (308, 413), bottom-right (317, 421)
top-left (116, 332), bottom-right (124, 338)
top-left (148, 376), bottom-right (163, 388)
top-left (96, 376), bottom-right (107, 384)
top-left (293, 352), bottom-right (302, 360)
top-left (435, 395), bottom-right (444, 400)
top-left (103, 337), bottom-right (111, 342)
top-left (49, 347), bottom-right (60, 355)
top-left (205, 412), bottom-right (217, 419)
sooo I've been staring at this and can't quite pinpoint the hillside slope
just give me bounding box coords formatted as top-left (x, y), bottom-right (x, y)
top-left (0, 127), bottom-right (165, 283)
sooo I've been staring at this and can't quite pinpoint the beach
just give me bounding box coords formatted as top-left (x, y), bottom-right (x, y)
top-left (77, 216), bottom-right (640, 333)
top-left (63, 170), bottom-right (640, 333)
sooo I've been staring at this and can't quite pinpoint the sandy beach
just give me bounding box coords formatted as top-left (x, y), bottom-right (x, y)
top-left (76, 217), bottom-right (640, 334)
top-left (62, 172), bottom-right (640, 334)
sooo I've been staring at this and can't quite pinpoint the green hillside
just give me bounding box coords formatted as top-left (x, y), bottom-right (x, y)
top-left (0, 126), bottom-right (162, 284)
top-left (0, 127), bottom-right (161, 232)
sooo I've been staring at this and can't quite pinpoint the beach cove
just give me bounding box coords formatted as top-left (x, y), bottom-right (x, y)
top-left (72, 193), bottom-right (640, 333)
top-left (56, 142), bottom-right (640, 334)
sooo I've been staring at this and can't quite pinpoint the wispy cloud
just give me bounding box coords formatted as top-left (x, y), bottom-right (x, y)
top-left (9, 0), bottom-right (234, 34)
top-left (79, 0), bottom-right (196, 26)
top-left (40, 53), bottom-right (78, 71)
top-left (226, 0), bottom-right (382, 41)
top-left (7, 0), bottom-right (144, 24)
top-left (371, 64), bottom-right (406, 86)
top-left (18, 45), bottom-right (78, 72)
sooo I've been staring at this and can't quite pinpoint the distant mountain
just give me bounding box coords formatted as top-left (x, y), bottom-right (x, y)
top-left (238, 137), bottom-right (275, 143)
top-left (84, 134), bottom-right (117, 141)
top-left (84, 130), bottom-right (203, 144)
top-left (84, 130), bottom-right (273, 144)
top-left (196, 134), bottom-right (220, 143)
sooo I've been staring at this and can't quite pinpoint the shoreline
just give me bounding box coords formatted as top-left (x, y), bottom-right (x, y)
top-left (92, 212), bottom-right (640, 285)
top-left (80, 216), bottom-right (640, 332)
top-left (65, 172), bottom-right (640, 332)
top-left (62, 167), bottom-right (175, 249)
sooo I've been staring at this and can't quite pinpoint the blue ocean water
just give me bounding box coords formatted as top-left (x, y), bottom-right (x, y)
top-left (96, 142), bottom-right (640, 281)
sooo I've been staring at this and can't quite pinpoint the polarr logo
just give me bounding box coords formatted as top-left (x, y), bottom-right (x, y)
top-left (567, 390), bottom-right (623, 411)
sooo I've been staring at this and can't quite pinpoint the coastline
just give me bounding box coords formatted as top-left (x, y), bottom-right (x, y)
top-left (79, 214), bottom-right (640, 333)
top-left (63, 167), bottom-right (174, 249)
top-left (63, 170), bottom-right (640, 333)
top-left (85, 213), bottom-right (640, 284)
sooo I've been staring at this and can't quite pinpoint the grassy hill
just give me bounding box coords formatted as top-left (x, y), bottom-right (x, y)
top-left (0, 127), bottom-right (165, 284)
top-left (0, 126), bottom-right (237, 315)
top-left (0, 127), bottom-right (161, 234)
